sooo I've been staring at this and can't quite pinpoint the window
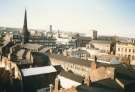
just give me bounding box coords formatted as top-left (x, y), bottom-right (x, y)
top-left (129, 49), bottom-right (131, 52)
top-left (118, 48), bottom-right (120, 51)
top-left (125, 48), bottom-right (127, 52)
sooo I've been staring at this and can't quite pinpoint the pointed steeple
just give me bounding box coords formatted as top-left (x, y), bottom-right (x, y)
top-left (22, 9), bottom-right (30, 43)
top-left (23, 9), bottom-right (28, 31)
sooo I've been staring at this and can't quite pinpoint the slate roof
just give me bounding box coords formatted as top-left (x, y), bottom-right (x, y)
top-left (76, 78), bottom-right (123, 92)
top-left (39, 47), bottom-right (50, 53)
top-left (91, 40), bottom-right (112, 44)
top-left (49, 54), bottom-right (120, 68)
top-left (72, 49), bottom-right (90, 55)
top-left (31, 52), bottom-right (51, 66)
top-left (49, 54), bottom-right (92, 67)
top-left (59, 70), bottom-right (84, 83)
top-left (78, 36), bottom-right (92, 40)
top-left (16, 49), bottom-right (25, 59)
top-left (3, 41), bottom-right (14, 47)
top-left (22, 43), bottom-right (43, 50)
top-left (92, 78), bottom-right (122, 90)
top-left (115, 64), bottom-right (135, 85)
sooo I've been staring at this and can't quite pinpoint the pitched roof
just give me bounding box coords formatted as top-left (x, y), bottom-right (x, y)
top-left (16, 49), bottom-right (25, 59)
top-left (49, 54), bottom-right (92, 67)
top-left (72, 49), bottom-right (89, 55)
top-left (92, 78), bottom-right (122, 90)
top-left (76, 78), bottom-right (123, 92)
top-left (49, 54), bottom-right (120, 68)
top-left (22, 43), bottom-right (43, 50)
top-left (59, 70), bottom-right (84, 83)
top-left (115, 65), bottom-right (135, 85)
top-left (91, 40), bottom-right (112, 44)
top-left (39, 47), bottom-right (50, 53)
top-left (31, 52), bottom-right (51, 66)
top-left (78, 36), bottom-right (91, 40)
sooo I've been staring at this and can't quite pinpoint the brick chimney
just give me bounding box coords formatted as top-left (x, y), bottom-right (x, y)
top-left (59, 88), bottom-right (64, 92)
top-left (49, 84), bottom-right (53, 92)
top-left (8, 53), bottom-right (11, 60)
top-left (91, 61), bottom-right (97, 70)
top-left (1, 57), bottom-right (6, 67)
top-left (66, 86), bottom-right (77, 92)
top-left (49, 48), bottom-right (53, 54)
top-left (94, 56), bottom-right (97, 62)
top-left (54, 77), bottom-right (60, 92)
top-left (90, 56), bottom-right (97, 70)
top-left (84, 75), bottom-right (91, 86)
top-left (5, 59), bottom-right (11, 71)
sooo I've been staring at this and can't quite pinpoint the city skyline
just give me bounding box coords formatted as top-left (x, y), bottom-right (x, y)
top-left (0, 0), bottom-right (135, 37)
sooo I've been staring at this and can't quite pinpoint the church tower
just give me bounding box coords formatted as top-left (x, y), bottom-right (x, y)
top-left (22, 9), bottom-right (30, 44)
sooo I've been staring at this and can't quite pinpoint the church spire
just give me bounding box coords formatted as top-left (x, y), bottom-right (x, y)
top-left (22, 9), bottom-right (30, 43)
top-left (23, 9), bottom-right (27, 30)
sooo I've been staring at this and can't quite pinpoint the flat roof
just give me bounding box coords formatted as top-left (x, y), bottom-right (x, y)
top-left (21, 66), bottom-right (56, 77)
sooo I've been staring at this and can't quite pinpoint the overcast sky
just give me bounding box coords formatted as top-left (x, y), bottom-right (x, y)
top-left (0, 0), bottom-right (135, 37)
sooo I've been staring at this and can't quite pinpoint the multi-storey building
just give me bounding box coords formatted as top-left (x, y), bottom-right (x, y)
top-left (115, 43), bottom-right (135, 62)
top-left (49, 54), bottom-right (92, 77)
top-left (88, 40), bottom-right (112, 54)
top-left (75, 36), bottom-right (91, 47)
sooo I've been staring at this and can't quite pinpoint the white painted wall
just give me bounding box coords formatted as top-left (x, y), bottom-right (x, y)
top-left (58, 75), bottom-right (81, 89)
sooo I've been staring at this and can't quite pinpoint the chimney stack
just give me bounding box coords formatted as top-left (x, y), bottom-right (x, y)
top-left (91, 61), bottom-right (97, 70)
top-left (54, 77), bottom-right (60, 92)
top-left (49, 84), bottom-right (53, 92)
top-left (92, 30), bottom-right (98, 40)
top-left (50, 25), bottom-right (52, 32)
top-left (84, 75), bottom-right (91, 86)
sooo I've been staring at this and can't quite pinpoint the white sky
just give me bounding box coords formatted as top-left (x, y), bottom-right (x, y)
top-left (0, 0), bottom-right (135, 37)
